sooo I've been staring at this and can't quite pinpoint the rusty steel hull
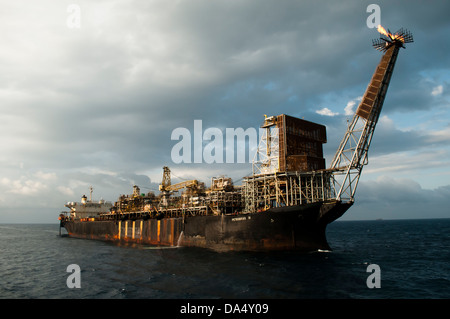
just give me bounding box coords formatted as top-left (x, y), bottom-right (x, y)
top-left (62, 200), bottom-right (352, 252)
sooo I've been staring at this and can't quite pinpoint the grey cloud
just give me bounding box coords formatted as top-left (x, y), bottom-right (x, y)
top-left (346, 178), bottom-right (450, 220)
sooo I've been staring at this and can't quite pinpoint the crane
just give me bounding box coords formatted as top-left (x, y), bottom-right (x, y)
top-left (330, 26), bottom-right (413, 202)
top-left (159, 166), bottom-right (198, 193)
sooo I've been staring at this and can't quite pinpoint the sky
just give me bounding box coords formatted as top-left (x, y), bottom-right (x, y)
top-left (1, 0), bottom-right (449, 223)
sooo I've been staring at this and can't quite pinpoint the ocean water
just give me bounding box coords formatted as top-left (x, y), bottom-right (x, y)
top-left (1, 219), bottom-right (449, 300)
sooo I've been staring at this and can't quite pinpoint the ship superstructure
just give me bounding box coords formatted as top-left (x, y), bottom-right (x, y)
top-left (61, 186), bottom-right (113, 220)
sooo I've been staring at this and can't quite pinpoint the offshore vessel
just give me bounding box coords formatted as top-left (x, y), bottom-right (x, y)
top-left (59, 27), bottom-right (413, 252)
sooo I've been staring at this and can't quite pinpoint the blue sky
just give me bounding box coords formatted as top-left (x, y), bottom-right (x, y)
top-left (0, 0), bottom-right (449, 222)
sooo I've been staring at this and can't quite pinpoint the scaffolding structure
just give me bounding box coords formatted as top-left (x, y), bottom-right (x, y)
top-left (243, 112), bottom-right (331, 213)
top-left (253, 116), bottom-right (280, 175)
top-left (242, 170), bottom-right (334, 213)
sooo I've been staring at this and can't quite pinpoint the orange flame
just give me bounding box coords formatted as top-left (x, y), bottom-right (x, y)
top-left (377, 25), bottom-right (405, 43)
top-left (377, 25), bottom-right (389, 37)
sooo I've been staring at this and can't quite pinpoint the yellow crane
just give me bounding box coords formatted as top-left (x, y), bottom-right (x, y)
top-left (159, 166), bottom-right (198, 192)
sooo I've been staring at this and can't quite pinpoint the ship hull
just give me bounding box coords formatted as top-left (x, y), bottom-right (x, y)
top-left (61, 200), bottom-right (352, 252)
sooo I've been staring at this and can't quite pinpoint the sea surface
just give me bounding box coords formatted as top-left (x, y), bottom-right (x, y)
top-left (1, 218), bottom-right (449, 300)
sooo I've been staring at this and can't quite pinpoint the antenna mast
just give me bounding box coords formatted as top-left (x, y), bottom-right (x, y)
top-left (89, 186), bottom-right (93, 202)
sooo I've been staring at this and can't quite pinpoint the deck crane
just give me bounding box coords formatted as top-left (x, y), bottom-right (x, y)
top-left (159, 166), bottom-right (199, 206)
top-left (159, 166), bottom-right (199, 192)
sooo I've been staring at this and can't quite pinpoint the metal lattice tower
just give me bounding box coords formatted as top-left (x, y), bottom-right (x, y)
top-left (330, 26), bottom-right (413, 202)
top-left (252, 116), bottom-right (280, 175)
